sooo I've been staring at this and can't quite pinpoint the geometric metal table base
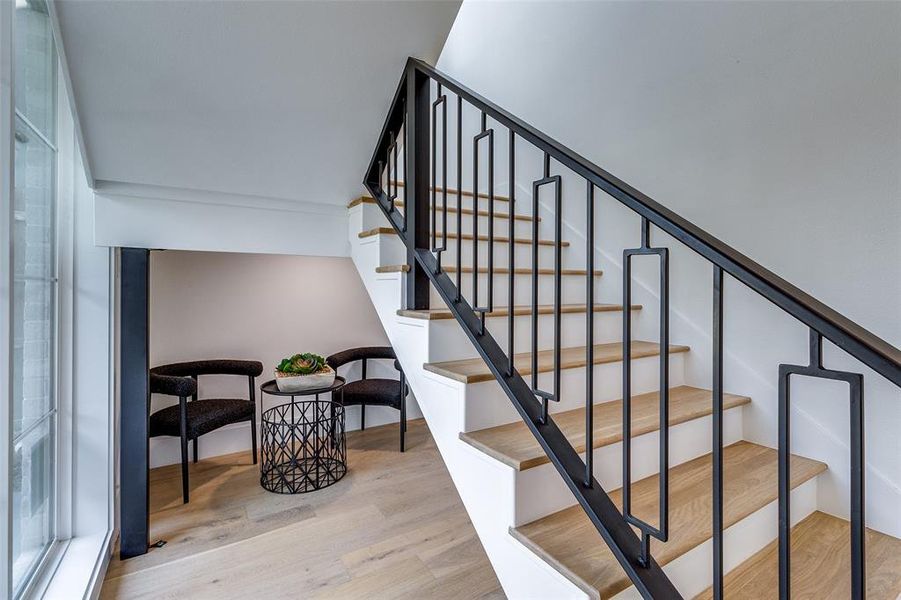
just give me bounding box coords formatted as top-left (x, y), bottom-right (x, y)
top-left (259, 379), bottom-right (347, 494)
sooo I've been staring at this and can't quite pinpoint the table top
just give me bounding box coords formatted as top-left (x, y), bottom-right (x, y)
top-left (260, 376), bottom-right (346, 397)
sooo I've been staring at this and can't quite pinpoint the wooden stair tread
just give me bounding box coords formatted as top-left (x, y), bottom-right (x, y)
top-left (375, 264), bottom-right (603, 276)
top-left (461, 385), bottom-right (750, 470)
top-left (398, 303), bottom-right (640, 321)
top-left (358, 227), bottom-right (568, 246)
top-left (392, 181), bottom-right (511, 202)
top-left (694, 511), bottom-right (901, 599)
top-left (424, 340), bottom-right (690, 384)
top-left (349, 195), bottom-right (533, 220)
top-left (511, 442), bottom-right (827, 599)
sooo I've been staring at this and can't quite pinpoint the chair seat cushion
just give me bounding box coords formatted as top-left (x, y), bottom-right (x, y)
top-left (340, 378), bottom-right (402, 409)
top-left (149, 398), bottom-right (254, 439)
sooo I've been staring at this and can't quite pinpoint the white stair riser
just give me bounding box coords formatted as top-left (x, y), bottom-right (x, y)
top-left (418, 309), bottom-right (634, 362)
top-left (363, 232), bottom-right (566, 271)
top-left (611, 478), bottom-right (818, 600)
top-left (512, 407), bottom-right (744, 525)
top-left (390, 188), bottom-right (516, 208)
top-left (436, 239), bottom-right (568, 268)
top-left (359, 201), bottom-right (532, 237)
top-left (366, 234), bottom-right (407, 266)
top-left (429, 272), bottom-right (601, 306)
top-left (453, 353), bottom-right (686, 432)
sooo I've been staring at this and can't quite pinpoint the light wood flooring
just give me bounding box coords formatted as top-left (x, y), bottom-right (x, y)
top-left (101, 419), bottom-right (504, 600)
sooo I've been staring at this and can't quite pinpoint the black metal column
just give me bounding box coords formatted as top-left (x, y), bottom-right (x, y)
top-left (404, 63), bottom-right (431, 310)
top-left (119, 247), bottom-right (150, 559)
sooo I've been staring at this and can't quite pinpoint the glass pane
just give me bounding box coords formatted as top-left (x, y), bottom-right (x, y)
top-left (14, 0), bottom-right (56, 143)
top-left (12, 115), bottom-right (56, 438)
top-left (12, 280), bottom-right (54, 437)
top-left (13, 116), bottom-right (55, 281)
top-left (12, 417), bottom-right (55, 596)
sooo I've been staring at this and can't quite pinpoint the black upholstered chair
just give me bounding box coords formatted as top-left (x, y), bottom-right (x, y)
top-left (326, 347), bottom-right (408, 451)
top-left (149, 359), bottom-right (263, 503)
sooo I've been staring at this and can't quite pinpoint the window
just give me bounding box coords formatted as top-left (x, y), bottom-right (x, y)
top-left (10, 0), bottom-right (58, 596)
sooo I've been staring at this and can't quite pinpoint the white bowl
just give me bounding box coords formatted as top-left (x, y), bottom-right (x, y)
top-left (275, 368), bottom-right (336, 393)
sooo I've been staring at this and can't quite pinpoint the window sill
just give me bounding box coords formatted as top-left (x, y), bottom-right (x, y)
top-left (34, 530), bottom-right (113, 600)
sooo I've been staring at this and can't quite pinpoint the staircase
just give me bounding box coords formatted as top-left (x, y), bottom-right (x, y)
top-left (348, 59), bottom-right (901, 599)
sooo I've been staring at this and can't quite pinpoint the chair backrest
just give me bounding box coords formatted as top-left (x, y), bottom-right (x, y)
top-left (149, 359), bottom-right (263, 400)
top-left (326, 347), bottom-right (396, 371)
top-left (150, 359), bottom-right (263, 378)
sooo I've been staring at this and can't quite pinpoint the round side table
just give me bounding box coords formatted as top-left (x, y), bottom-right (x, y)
top-left (258, 376), bottom-right (347, 494)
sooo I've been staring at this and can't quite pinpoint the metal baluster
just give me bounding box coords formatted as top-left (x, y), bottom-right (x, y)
top-left (659, 228), bottom-right (670, 542)
top-left (850, 365), bottom-right (866, 600)
top-left (431, 92), bottom-right (437, 257)
top-left (553, 162), bottom-right (562, 430)
top-left (472, 112), bottom-right (494, 335)
top-left (378, 159), bottom-right (385, 206)
top-left (386, 135), bottom-right (394, 211)
top-left (472, 113), bottom-right (481, 324)
top-left (623, 217), bottom-right (670, 567)
top-left (508, 131), bottom-right (516, 376)
top-left (532, 162), bottom-right (540, 422)
top-left (455, 95), bottom-right (462, 301)
top-left (585, 181), bottom-right (595, 488)
top-left (778, 355), bottom-right (792, 599)
top-left (532, 155), bottom-right (560, 424)
top-left (431, 84), bottom-right (447, 271)
top-left (392, 130), bottom-right (398, 210)
top-left (487, 115), bottom-right (495, 323)
top-left (441, 91), bottom-right (447, 265)
top-left (712, 265), bottom-right (724, 599)
top-left (401, 112), bottom-right (408, 232)
top-left (622, 227), bottom-right (633, 526)
top-left (387, 134), bottom-right (392, 204)
top-left (779, 330), bottom-right (865, 599)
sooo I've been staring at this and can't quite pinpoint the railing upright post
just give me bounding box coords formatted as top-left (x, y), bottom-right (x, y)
top-left (404, 63), bottom-right (431, 310)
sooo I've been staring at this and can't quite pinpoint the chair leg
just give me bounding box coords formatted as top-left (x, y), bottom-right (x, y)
top-left (180, 442), bottom-right (189, 504)
top-left (179, 396), bottom-right (189, 504)
top-left (360, 403), bottom-right (366, 431)
top-left (193, 437), bottom-right (198, 463)
top-left (250, 411), bottom-right (258, 465)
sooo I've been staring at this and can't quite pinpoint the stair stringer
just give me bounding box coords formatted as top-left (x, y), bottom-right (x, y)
top-left (349, 204), bottom-right (587, 599)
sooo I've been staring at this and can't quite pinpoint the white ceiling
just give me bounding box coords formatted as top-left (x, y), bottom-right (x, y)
top-left (55, 0), bottom-right (460, 205)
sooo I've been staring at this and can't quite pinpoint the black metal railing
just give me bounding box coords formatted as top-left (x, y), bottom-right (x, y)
top-left (363, 57), bottom-right (901, 599)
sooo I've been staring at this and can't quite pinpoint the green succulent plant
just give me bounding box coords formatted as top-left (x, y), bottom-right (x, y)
top-left (277, 352), bottom-right (329, 375)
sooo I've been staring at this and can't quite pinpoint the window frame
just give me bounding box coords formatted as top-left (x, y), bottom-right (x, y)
top-left (1, 0), bottom-right (15, 594)
top-left (3, 2), bottom-right (71, 598)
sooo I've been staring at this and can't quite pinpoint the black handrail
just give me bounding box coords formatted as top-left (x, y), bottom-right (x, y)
top-left (364, 57), bottom-right (901, 599)
top-left (390, 59), bottom-right (901, 386)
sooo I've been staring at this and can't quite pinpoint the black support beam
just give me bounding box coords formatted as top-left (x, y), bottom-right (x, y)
top-left (119, 247), bottom-right (150, 559)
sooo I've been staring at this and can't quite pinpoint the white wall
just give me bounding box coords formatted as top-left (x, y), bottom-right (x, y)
top-left (148, 250), bottom-right (416, 467)
top-left (93, 182), bottom-right (351, 258)
top-left (438, 1), bottom-right (900, 536)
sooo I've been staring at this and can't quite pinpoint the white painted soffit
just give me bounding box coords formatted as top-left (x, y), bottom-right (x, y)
top-left (54, 0), bottom-right (461, 206)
